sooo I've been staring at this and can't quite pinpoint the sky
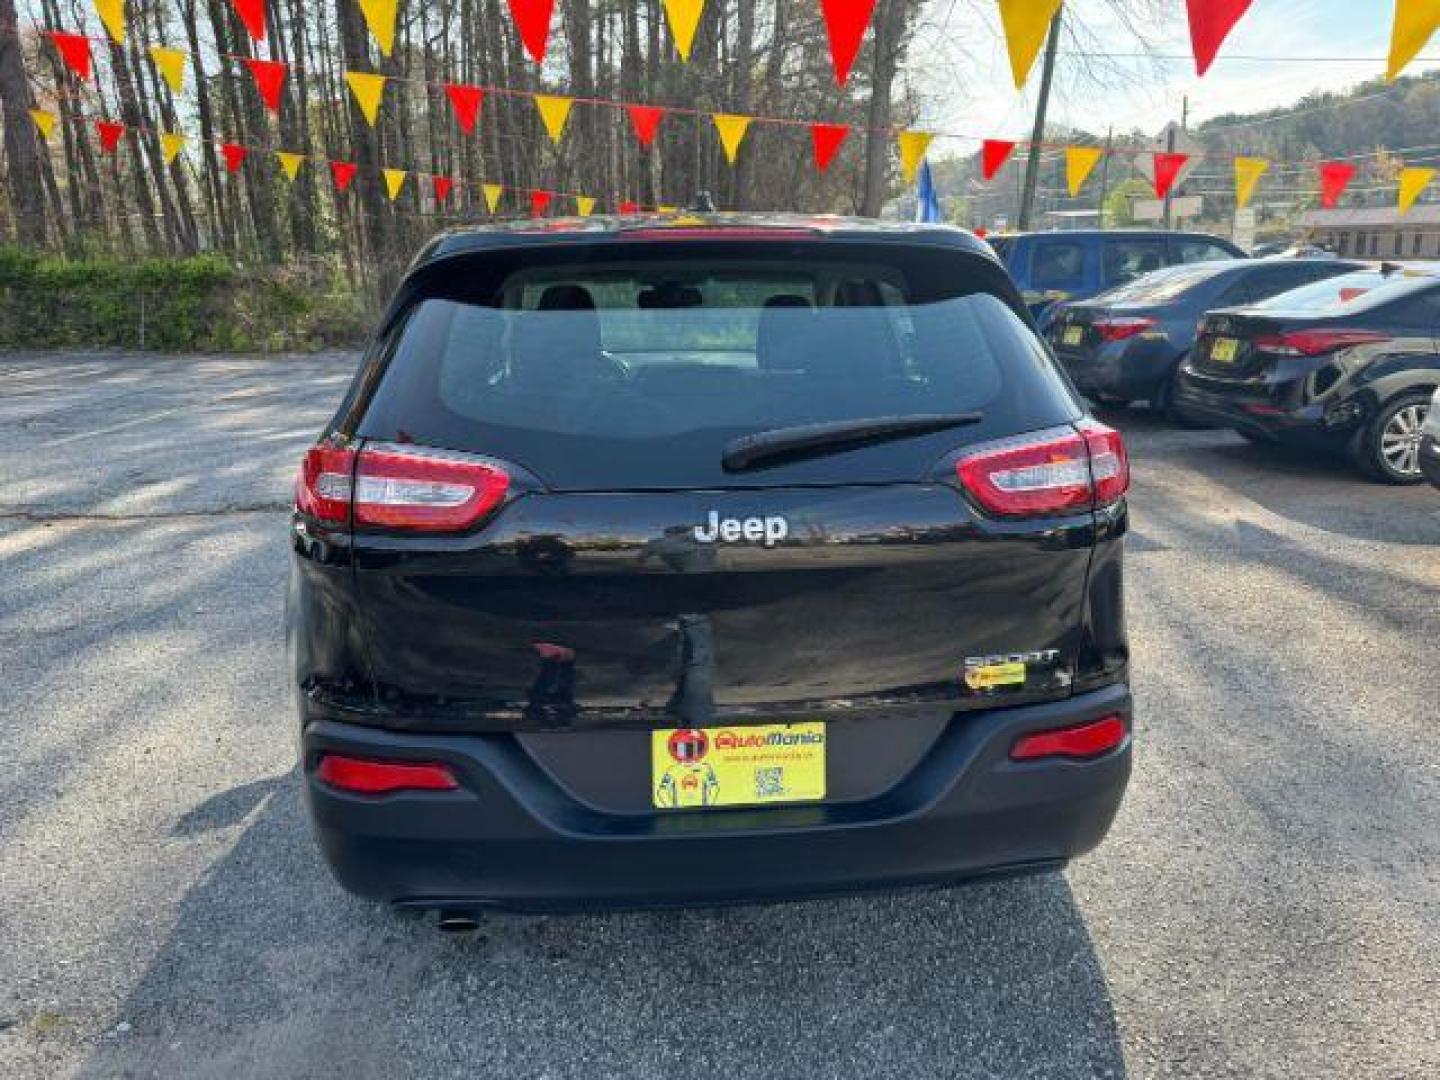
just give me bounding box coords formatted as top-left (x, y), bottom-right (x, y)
top-left (910, 0), bottom-right (1431, 157)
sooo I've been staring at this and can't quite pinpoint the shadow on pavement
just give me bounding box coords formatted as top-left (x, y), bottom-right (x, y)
top-left (82, 774), bottom-right (1126, 1080)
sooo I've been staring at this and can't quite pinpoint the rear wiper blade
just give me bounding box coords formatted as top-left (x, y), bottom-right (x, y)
top-left (722, 413), bottom-right (984, 472)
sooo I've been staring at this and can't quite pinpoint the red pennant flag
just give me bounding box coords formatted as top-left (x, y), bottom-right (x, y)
top-left (810, 123), bottom-right (849, 172)
top-left (1187, 0), bottom-right (1253, 76)
top-left (433, 175), bottom-right (454, 202)
top-left (982, 139), bottom-right (1017, 181)
top-left (330, 161), bottom-right (358, 193)
top-left (819, 0), bottom-right (878, 86)
top-left (96, 121), bottom-right (125, 154)
top-left (1319, 161), bottom-right (1356, 208)
top-left (530, 189), bottom-right (553, 217)
top-left (244, 58), bottom-right (288, 113)
top-left (444, 83), bottom-right (484, 134)
top-left (1152, 152), bottom-right (1189, 199)
top-left (619, 200), bottom-right (640, 215)
top-left (221, 143), bottom-right (248, 173)
top-left (47, 31), bottom-right (93, 81)
top-left (974, 227), bottom-right (990, 239)
top-left (505, 0), bottom-right (555, 63)
top-left (229, 0), bottom-right (267, 42)
top-left (627, 105), bottom-right (665, 149)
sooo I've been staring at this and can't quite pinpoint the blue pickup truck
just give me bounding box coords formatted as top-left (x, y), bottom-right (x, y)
top-left (987, 229), bottom-right (1247, 325)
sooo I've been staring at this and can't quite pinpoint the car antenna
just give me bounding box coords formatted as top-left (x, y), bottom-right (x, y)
top-left (691, 191), bottom-right (717, 213)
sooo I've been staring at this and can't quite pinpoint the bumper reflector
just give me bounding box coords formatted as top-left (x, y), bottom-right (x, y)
top-left (316, 755), bottom-right (459, 794)
top-left (1010, 715), bottom-right (1128, 761)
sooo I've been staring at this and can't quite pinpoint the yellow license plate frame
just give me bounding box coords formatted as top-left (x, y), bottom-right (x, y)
top-left (1211, 337), bottom-right (1240, 363)
top-left (1062, 325), bottom-right (1084, 346)
top-left (652, 723), bottom-right (826, 810)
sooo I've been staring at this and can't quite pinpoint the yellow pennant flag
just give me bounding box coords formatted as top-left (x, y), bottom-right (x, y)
top-left (345, 72), bottom-right (388, 126)
top-left (998, 0), bottom-right (1062, 89)
top-left (575, 195), bottom-right (596, 217)
top-left (1399, 166), bottom-right (1436, 214)
top-left (897, 130), bottom-right (933, 184)
top-left (1065, 146), bottom-right (1104, 197)
top-left (29, 109), bottom-right (56, 139)
top-left (358, 0), bottom-right (400, 57)
top-left (277, 152), bottom-right (305, 180)
top-left (1233, 157), bottom-right (1269, 210)
top-left (1388, 0), bottom-right (1440, 79)
top-left (160, 132), bottom-right (186, 164)
top-left (713, 114), bottom-right (752, 165)
top-left (94, 0), bottom-right (126, 44)
top-left (383, 168), bottom-right (407, 201)
top-left (534, 95), bottom-right (573, 143)
top-left (150, 46), bottom-right (187, 93)
top-left (659, 204), bottom-right (680, 213)
top-left (482, 182), bottom-right (503, 213)
top-left (663, 0), bottom-right (705, 61)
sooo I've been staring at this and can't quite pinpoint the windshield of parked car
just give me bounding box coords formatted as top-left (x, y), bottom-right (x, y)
top-left (1096, 263), bottom-right (1227, 304)
top-left (358, 247), bottom-right (1082, 489)
top-left (1253, 271), bottom-right (1433, 312)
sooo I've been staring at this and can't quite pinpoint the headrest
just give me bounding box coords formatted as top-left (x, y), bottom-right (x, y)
top-left (756, 294), bottom-right (814, 373)
top-left (537, 284), bottom-right (597, 311)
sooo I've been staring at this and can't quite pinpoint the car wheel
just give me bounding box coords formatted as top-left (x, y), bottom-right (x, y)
top-left (1356, 392), bottom-right (1431, 484)
top-left (1156, 366), bottom-right (1210, 429)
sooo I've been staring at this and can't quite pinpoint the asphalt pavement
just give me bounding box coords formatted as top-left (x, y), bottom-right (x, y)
top-left (1, 350), bottom-right (1437, 1079)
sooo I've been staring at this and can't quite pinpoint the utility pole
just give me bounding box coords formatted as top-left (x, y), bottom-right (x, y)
top-left (1096, 126), bottom-right (1114, 228)
top-left (1163, 96), bottom-right (1188, 231)
top-left (1017, 9), bottom-right (1063, 232)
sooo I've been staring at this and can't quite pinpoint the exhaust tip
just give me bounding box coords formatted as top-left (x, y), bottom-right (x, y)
top-left (437, 909), bottom-right (480, 933)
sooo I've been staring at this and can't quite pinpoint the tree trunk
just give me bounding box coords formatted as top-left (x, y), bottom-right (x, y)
top-left (0, 0), bottom-right (47, 245)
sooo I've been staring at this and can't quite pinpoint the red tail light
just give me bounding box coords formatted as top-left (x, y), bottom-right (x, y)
top-left (1093, 316), bottom-right (1158, 342)
top-left (1253, 329), bottom-right (1389, 357)
top-left (1011, 715), bottom-right (1128, 761)
top-left (295, 442), bottom-right (510, 533)
top-left (352, 443), bottom-right (509, 531)
top-left (316, 754), bottom-right (459, 794)
top-left (956, 422), bottom-right (1129, 519)
top-left (295, 444), bottom-right (355, 524)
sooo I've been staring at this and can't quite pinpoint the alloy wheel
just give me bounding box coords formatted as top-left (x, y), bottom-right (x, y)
top-left (1380, 403), bottom-right (1427, 477)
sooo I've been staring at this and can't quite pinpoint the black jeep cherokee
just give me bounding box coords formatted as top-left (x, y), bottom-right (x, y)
top-left (289, 214), bottom-right (1133, 915)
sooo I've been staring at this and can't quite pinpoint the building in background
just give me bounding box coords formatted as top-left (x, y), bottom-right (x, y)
top-left (1300, 206), bottom-right (1440, 260)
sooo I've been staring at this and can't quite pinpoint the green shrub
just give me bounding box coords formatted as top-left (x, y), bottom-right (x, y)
top-left (0, 251), bottom-right (368, 352)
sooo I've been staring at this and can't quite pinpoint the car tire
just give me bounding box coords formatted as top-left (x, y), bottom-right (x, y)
top-left (1355, 391), bottom-right (1431, 485)
top-left (1156, 365), bottom-right (1210, 429)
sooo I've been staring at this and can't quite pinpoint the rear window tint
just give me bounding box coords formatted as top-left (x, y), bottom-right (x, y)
top-left (1097, 262), bottom-right (1225, 303)
top-left (358, 244), bottom-right (1080, 489)
top-left (1254, 271), bottom-right (1434, 312)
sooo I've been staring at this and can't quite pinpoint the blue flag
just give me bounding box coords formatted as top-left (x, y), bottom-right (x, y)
top-left (915, 160), bottom-right (941, 223)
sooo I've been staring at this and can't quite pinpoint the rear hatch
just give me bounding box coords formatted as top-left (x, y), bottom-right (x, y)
top-left (331, 237), bottom-right (1115, 738)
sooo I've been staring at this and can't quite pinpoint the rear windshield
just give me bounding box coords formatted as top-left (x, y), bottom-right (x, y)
top-left (1253, 271), bottom-right (1435, 312)
top-left (1097, 262), bottom-right (1226, 304)
top-left (357, 244), bottom-right (1080, 489)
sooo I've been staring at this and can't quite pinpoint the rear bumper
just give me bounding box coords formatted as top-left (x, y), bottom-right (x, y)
top-left (1059, 341), bottom-right (1176, 401)
top-left (302, 684), bottom-right (1133, 912)
top-left (1173, 373), bottom-right (1343, 443)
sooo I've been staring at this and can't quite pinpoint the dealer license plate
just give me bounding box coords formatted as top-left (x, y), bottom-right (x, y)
top-left (1062, 325), bottom-right (1084, 346)
top-left (1211, 337), bottom-right (1240, 363)
top-left (652, 723), bottom-right (826, 809)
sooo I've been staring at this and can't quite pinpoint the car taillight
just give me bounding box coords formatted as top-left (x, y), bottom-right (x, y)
top-left (294, 442), bottom-right (511, 533)
top-left (352, 443), bottom-right (510, 532)
top-left (956, 422), bottom-right (1129, 519)
top-left (1093, 316), bottom-right (1158, 342)
top-left (1078, 419), bottom-right (1130, 505)
top-left (1011, 715), bottom-right (1128, 761)
top-left (295, 444), bottom-right (355, 524)
top-left (316, 754), bottom-right (459, 794)
top-left (1253, 329), bottom-right (1389, 357)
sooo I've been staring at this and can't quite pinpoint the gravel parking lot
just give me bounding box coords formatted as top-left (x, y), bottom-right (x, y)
top-left (2, 350), bottom-right (1437, 1079)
